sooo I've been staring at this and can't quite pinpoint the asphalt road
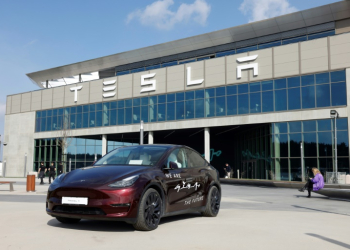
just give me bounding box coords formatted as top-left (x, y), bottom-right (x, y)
top-left (1, 184), bottom-right (350, 250)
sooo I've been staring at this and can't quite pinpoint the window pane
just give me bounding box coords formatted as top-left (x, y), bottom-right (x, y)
top-left (216, 50), bottom-right (235, 57)
top-left (288, 76), bottom-right (300, 88)
top-left (250, 82), bottom-right (261, 92)
top-left (118, 109), bottom-right (125, 125)
top-left (157, 104), bottom-right (165, 122)
top-left (149, 104), bottom-right (157, 122)
top-left (237, 45), bottom-right (257, 53)
top-left (227, 85), bottom-right (237, 95)
top-left (238, 94), bottom-right (249, 114)
top-left (185, 91), bottom-right (194, 100)
top-left (110, 101), bottom-right (117, 109)
top-left (195, 89), bottom-right (204, 99)
top-left (289, 121), bottom-right (301, 133)
top-left (141, 97), bottom-right (148, 106)
top-left (316, 72), bottom-right (329, 84)
top-left (215, 97), bottom-right (225, 116)
top-left (274, 78), bottom-right (286, 89)
top-left (167, 93), bottom-right (175, 102)
top-left (125, 99), bottom-right (132, 108)
top-left (149, 96), bottom-right (157, 105)
top-left (337, 131), bottom-right (349, 156)
top-left (176, 92), bottom-right (184, 102)
top-left (195, 99), bottom-right (204, 118)
top-left (262, 91), bottom-right (273, 112)
top-left (158, 95), bottom-right (166, 103)
top-left (141, 105), bottom-right (148, 123)
top-left (302, 86), bottom-right (315, 109)
top-left (109, 109), bottom-right (117, 126)
top-left (133, 107), bottom-right (140, 123)
top-left (259, 40), bottom-right (281, 49)
top-left (303, 120), bottom-right (316, 132)
top-left (89, 112), bottom-right (95, 127)
top-left (238, 84), bottom-right (248, 94)
top-left (290, 158), bottom-right (302, 181)
top-left (337, 118), bottom-right (348, 131)
top-left (133, 98), bottom-right (140, 107)
top-left (262, 80), bottom-right (273, 91)
top-left (289, 133), bottom-right (301, 157)
top-left (282, 36), bottom-right (307, 45)
top-left (125, 108), bottom-right (132, 124)
top-left (274, 134), bottom-right (288, 157)
top-left (318, 132), bottom-right (332, 157)
top-left (83, 113), bottom-right (89, 128)
top-left (331, 82), bottom-right (347, 106)
top-left (316, 84), bottom-right (330, 107)
top-left (96, 111), bottom-right (102, 127)
top-left (331, 70), bottom-right (346, 82)
top-left (338, 158), bottom-right (349, 173)
top-left (302, 75), bottom-right (315, 86)
top-left (118, 100), bottom-right (124, 109)
top-left (275, 89), bottom-right (287, 111)
top-left (185, 100), bottom-right (194, 119)
top-left (205, 98), bottom-right (215, 117)
top-left (275, 123), bottom-right (287, 134)
top-left (216, 87), bottom-right (225, 97)
top-left (288, 87), bottom-right (301, 110)
top-left (318, 119), bottom-right (331, 131)
top-left (167, 102), bottom-right (176, 120)
top-left (250, 92), bottom-right (261, 113)
top-left (226, 95), bottom-right (237, 115)
top-left (205, 88), bottom-right (215, 98)
top-left (303, 132), bottom-right (317, 156)
top-left (76, 113), bottom-right (82, 129)
top-left (96, 103), bottom-right (102, 111)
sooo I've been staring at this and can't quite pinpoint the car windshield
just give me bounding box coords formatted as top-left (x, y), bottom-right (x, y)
top-left (94, 146), bottom-right (169, 166)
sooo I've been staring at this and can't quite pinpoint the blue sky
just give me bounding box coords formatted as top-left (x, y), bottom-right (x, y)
top-left (0, 0), bottom-right (341, 159)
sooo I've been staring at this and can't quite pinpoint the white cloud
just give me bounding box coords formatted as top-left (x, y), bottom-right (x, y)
top-left (126, 0), bottom-right (211, 30)
top-left (239, 0), bottom-right (298, 23)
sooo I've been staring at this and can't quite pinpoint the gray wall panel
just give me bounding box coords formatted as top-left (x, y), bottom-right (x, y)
top-left (20, 93), bottom-right (31, 112)
top-left (52, 87), bottom-right (64, 108)
top-left (6, 96), bottom-right (11, 114)
top-left (118, 74), bottom-right (132, 99)
top-left (41, 89), bottom-right (53, 110)
top-left (11, 94), bottom-right (21, 114)
top-left (31, 91), bottom-right (42, 111)
top-left (205, 57), bottom-right (225, 87)
top-left (89, 79), bottom-right (103, 103)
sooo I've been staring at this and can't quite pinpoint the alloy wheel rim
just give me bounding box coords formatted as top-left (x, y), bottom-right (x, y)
top-left (144, 192), bottom-right (161, 227)
top-left (210, 188), bottom-right (220, 214)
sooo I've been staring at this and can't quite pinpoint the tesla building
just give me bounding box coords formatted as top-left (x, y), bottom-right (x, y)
top-left (4, 1), bottom-right (350, 179)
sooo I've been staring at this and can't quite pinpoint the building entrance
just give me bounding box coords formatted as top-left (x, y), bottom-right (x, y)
top-left (241, 160), bottom-right (257, 179)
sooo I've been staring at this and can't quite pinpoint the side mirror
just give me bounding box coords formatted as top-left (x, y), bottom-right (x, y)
top-left (163, 161), bottom-right (179, 170)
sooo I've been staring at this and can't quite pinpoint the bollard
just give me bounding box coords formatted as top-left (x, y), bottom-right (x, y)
top-left (26, 175), bottom-right (35, 192)
top-left (237, 170), bottom-right (240, 179)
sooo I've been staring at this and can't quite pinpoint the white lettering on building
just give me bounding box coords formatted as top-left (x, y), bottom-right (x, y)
top-left (236, 55), bottom-right (258, 79)
top-left (103, 79), bottom-right (117, 98)
top-left (187, 67), bottom-right (204, 86)
top-left (140, 73), bottom-right (156, 93)
top-left (70, 86), bottom-right (83, 102)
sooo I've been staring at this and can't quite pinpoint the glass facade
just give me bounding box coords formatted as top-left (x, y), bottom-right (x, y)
top-left (35, 70), bottom-right (347, 133)
top-left (232, 118), bottom-right (349, 181)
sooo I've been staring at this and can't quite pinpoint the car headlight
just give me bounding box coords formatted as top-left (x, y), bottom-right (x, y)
top-left (108, 175), bottom-right (139, 188)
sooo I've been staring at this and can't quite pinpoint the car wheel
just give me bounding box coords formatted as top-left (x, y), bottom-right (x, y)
top-left (56, 217), bottom-right (81, 224)
top-left (202, 186), bottom-right (220, 217)
top-left (133, 188), bottom-right (162, 231)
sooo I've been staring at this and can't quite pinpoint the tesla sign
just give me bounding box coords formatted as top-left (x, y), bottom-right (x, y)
top-left (72, 55), bottom-right (259, 101)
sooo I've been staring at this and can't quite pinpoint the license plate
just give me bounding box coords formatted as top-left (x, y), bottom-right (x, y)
top-left (62, 197), bottom-right (88, 205)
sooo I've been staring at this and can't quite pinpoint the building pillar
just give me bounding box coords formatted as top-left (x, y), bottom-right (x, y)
top-left (204, 128), bottom-right (210, 162)
top-left (148, 131), bottom-right (154, 144)
top-left (102, 134), bottom-right (107, 156)
top-left (346, 68), bottom-right (350, 170)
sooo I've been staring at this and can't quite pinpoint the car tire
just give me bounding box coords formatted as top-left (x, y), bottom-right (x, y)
top-left (202, 186), bottom-right (220, 217)
top-left (56, 217), bottom-right (81, 224)
top-left (133, 188), bottom-right (162, 231)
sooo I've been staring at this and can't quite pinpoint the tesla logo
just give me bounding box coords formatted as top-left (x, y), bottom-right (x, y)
top-left (70, 86), bottom-right (83, 102)
top-left (103, 79), bottom-right (117, 98)
top-left (174, 181), bottom-right (200, 192)
top-left (140, 73), bottom-right (156, 93)
top-left (236, 55), bottom-right (258, 78)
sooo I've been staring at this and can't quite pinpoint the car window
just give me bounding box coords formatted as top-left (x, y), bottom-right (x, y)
top-left (167, 148), bottom-right (188, 169)
top-left (94, 146), bottom-right (168, 166)
top-left (185, 149), bottom-right (207, 168)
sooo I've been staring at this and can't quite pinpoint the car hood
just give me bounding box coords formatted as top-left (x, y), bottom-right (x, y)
top-left (61, 165), bottom-right (148, 186)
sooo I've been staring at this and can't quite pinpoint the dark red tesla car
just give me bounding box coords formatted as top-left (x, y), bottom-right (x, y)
top-left (46, 144), bottom-right (221, 231)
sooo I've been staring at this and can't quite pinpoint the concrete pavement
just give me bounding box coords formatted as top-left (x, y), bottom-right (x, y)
top-left (1, 182), bottom-right (350, 250)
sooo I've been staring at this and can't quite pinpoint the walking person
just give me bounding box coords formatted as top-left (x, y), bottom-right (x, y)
top-left (298, 167), bottom-right (324, 198)
top-left (224, 163), bottom-right (232, 178)
top-left (38, 162), bottom-right (46, 185)
top-left (48, 162), bottom-right (56, 184)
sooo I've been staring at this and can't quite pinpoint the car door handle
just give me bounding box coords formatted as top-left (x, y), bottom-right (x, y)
top-left (186, 178), bottom-right (193, 182)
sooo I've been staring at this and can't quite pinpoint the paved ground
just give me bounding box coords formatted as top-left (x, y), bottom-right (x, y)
top-left (1, 178), bottom-right (350, 250)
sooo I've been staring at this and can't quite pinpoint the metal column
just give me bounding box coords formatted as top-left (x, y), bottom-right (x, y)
top-left (204, 128), bottom-right (210, 162)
